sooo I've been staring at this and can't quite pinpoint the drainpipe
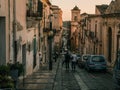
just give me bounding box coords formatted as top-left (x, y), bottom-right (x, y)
top-left (8, 0), bottom-right (10, 62)
top-left (13, 0), bottom-right (17, 63)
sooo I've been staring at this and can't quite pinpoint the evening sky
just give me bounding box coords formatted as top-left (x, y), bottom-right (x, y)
top-left (51, 0), bottom-right (112, 21)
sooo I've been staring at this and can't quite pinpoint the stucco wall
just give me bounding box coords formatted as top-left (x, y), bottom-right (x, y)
top-left (102, 17), bottom-right (120, 66)
top-left (0, 0), bottom-right (6, 16)
top-left (26, 28), bottom-right (39, 75)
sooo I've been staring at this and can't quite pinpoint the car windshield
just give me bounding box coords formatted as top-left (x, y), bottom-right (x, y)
top-left (92, 56), bottom-right (105, 62)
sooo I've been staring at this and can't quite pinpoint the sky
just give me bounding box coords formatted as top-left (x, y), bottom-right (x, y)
top-left (51, 0), bottom-right (112, 21)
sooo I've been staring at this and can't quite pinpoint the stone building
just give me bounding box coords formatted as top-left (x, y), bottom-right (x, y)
top-left (0, 0), bottom-right (62, 75)
top-left (102, 0), bottom-right (120, 67)
top-left (40, 0), bottom-right (51, 64)
top-left (80, 0), bottom-right (120, 68)
top-left (51, 5), bottom-right (63, 53)
top-left (0, 0), bottom-right (27, 65)
top-left (0, 0), bottom-right (31, 75)
top-left (71, 6), bottom-right (81, 51)
top-left (26, 0), bottom-right (43, 75)
top-left (85, 4), bottom-right (108, 55)
top-left (79, 13), bottom-right (89, 54)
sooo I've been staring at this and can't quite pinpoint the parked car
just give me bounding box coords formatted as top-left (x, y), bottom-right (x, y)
top-left (85, 55), bottom-right (107, 72)
top-left (76, 54), bottom-right (81, 64)
top-left (113, 55), bottom-right (120, 85)
top-left (76, 54), bottom-right (81, 60)
top-left (78, 54), bottom-right (90, 68)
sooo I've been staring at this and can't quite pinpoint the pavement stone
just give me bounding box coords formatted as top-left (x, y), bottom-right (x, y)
top-left (17, 55), bottom-right (82, 90)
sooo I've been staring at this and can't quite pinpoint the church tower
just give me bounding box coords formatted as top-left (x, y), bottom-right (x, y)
top-left (71, 6), bottom-right (80, 51)
top-left (71, 5), bottom-right (80, 22)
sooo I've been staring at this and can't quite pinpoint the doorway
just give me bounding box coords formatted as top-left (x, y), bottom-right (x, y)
top-left (107, 27), bottom-right (112, 62)
top-left (0, 17), bottom-right (6, 65)
top-left (22, 44), bottom-right (26, 75)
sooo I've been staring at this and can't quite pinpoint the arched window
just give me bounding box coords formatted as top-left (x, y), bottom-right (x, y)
top-left (108, 27), bottom-right (112, 62)
top-left (74, 16), bottom-right (77, 21)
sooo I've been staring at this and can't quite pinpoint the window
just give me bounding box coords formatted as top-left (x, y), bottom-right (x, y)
top-left (92, 56), bottom-right (105, 62)
top-left (74, 16), bottom-right (77, 21)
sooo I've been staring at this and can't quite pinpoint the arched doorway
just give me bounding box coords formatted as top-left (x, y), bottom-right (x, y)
top-left (107, 27), bottom-right (112, 62)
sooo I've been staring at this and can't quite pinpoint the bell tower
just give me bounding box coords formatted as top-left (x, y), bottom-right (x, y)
top-left (70, 6), bottom-right (81, 51)
top-left (71, 6), bottom-right (80, 22)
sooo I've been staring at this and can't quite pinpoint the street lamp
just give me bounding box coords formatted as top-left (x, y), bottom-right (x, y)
top-left (48, 14), bottom-right (53, 70)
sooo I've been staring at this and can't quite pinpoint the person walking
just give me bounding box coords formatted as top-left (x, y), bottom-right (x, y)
top-left (65, 50), bottom-right (70, 70)
top-left (54, 52), bottom-right (58, 62)
top-left (71, 53), bottom-right (77, 71)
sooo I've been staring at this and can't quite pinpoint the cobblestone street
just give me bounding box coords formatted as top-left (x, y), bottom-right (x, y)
top-left (61, 70), bottom-right (81, 90)
top-left (18, 56), bottom-right (81, 90)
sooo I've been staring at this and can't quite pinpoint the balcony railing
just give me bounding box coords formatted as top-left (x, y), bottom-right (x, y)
top-left (26, 0), bottom-right (43, 18)
top-left (27, 10), bottom-right (42, 17)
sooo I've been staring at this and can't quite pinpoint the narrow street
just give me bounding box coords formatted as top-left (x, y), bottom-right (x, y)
top-left (18, 55), bottom-right (120, 90)
top-left (1, 0), bottom-right (120, 89)
top-left (59, 58), bottom-right (120, 90)
top-left (76, 67), bottom-right (120, 90)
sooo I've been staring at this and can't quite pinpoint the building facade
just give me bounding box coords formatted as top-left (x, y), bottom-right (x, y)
top-left (80, 0), bottom-right (120, 68)
top-left (71, 6), bottom-right (81, 51)
top-left (0, 0), bottom-right (62, 76)
top-left (52, 5), bottom-right (63, 53)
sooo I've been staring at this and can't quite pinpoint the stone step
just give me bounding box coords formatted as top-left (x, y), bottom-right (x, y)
top-left (18, 83), bottom-right (53, 90)
top-left (23, 78), bottom-right (54, 84)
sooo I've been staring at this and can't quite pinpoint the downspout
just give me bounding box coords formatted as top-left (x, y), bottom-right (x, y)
top-left (43, 5), bottom-right (46, 63)
top-left (13, 0), bottom-right (17, 63)
top-left (8, 0), bottom-right (10, 62)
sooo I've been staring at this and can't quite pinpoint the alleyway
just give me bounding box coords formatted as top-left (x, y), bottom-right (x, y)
top-left (18, 55), bottom-right (81, 90)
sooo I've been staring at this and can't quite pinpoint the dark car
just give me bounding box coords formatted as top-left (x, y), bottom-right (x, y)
top-left (76, 54), bottom-right (81, 60)
top-left (113, 55), bottom-right (120, 85)
top-left (78, 54), bottom-right (90, 68)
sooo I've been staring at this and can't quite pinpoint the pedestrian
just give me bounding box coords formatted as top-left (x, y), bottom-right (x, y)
top-left (62, 53), bottom-right (65, 67)
top-left (71, 52), bottom-right (77, 71)
top-left (65, 50), bottom-right (70, 70)
top-left (54, 52), bottom-right (58, 62)
top-left (39, 52), bottom-right (42, 67)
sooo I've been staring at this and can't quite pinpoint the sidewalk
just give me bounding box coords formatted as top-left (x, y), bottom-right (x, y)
top-left (17, 58), bottom-right (60, 90)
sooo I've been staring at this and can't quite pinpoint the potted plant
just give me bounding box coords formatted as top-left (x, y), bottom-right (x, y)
top-left (0, 65), bottom-right (14, 89)
top-left (8, 62), bottom-right (24, 77)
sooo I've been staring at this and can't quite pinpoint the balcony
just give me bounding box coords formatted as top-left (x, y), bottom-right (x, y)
top-left (27, 10), bottom-right (42, 18)
top-left (26, 0), bottom-right (43, 19)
